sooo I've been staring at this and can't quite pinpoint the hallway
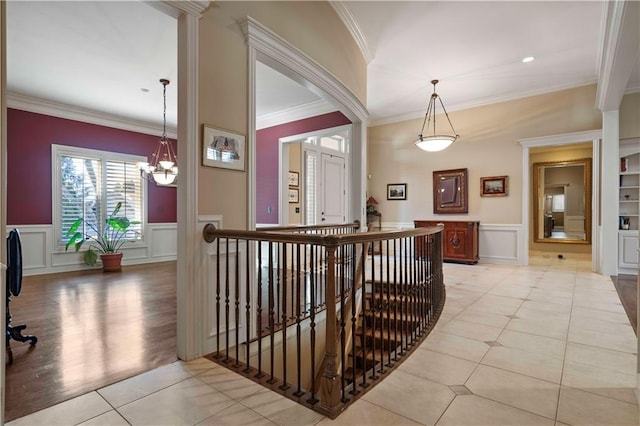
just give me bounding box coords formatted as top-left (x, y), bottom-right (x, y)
top-left (8, 256), bottom-right (638, 425)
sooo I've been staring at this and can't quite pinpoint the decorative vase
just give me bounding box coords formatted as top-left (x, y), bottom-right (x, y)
top-left (100, 253), bottom-right (123, 272)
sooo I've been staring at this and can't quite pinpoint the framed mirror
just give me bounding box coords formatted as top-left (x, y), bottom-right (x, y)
top-left (433, 168), bottom-right (468, 214)
top-left (533, 158), bottom-right (591, 244)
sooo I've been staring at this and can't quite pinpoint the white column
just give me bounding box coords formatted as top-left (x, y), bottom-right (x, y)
top-left (176, 11), bottom-right (201, 360)
top-left (600, 110), bottom-right (620, 276)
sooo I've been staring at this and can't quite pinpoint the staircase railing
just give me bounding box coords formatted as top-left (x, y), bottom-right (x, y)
top-left (202, 222), bottom-right (445, 418)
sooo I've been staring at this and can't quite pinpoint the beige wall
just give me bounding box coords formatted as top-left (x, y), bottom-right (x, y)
top-left (198, 2), bottom-right (366, 228)
top-left (288, 144), bottom-right (302, 225)
top-left (620, 92), bottom-right (640, 140)
top-left (368, 85), bottom-right (602, 230)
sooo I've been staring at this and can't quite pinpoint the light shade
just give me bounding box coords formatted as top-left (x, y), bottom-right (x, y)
top-left (139, 79), bottom-right (178, 185)
top-left (414, 135), bottom-right (456, 152)
top-left (366, 196), bottom-right (378, 205)
top-left (415, 79), bottom-right (459, 152)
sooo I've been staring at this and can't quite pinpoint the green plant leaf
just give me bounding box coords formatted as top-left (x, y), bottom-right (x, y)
top-left (65, 232), bottom-right (84, 251)
top-left (107, 217), bottom-right (130, 231)
top-left (111, 201), bottom-right (122, 217)
top-left (65, 218), bottom-right (83, 237)
top-left (84, 248), bottom-right (98, 266)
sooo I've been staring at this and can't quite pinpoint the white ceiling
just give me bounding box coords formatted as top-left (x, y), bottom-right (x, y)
top-left (6, 1), bottom-right (640, 130)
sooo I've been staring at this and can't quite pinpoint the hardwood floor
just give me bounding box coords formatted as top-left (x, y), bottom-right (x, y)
top-left (611, 274), bottom-right (638, 335)
top-left (5, 261), bottom-right (177, 422)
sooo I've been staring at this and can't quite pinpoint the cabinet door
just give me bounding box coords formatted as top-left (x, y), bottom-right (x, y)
top-left (442, 225), bottom-right (471, 260)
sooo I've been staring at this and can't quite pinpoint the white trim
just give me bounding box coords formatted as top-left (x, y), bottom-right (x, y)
top-left (5, 223), bottom-right (176, 276)
top-left (241, 17), bottom-right (368, 123)
top-left (242, 16), bottom-right (368, 232)
top-left (370, 80), bottom-right (598, 128)
top-left (175, 10), bottom-right (201, 361)
top-left (596, 0), bottom-right (640, 111)
top-left (479, 224), bottom-right (522, 265)
top-left (329, 1), bottom-right (373, 64)
top-left (518, 130), bottom-right (602, 271)
top-left (257, 99), bottom-right (336, 130)
top-left (51, 144), bottom-right (148, 251)
top-left (7, 92), bottom-right (177, 139)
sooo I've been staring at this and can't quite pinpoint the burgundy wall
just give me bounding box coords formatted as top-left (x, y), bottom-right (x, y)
top-left (256, 111), bottom-right (351, 224)
top-left (7, 109), bottom-right (177, 225)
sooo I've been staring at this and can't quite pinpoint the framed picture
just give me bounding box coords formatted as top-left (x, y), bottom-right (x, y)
top-left (480, 175), bottom-right (508, 197)
top-left (288, 188), bottom-right (299, 203)
top-left (387, 183), bottom-right (407, 200)
top-left (202, 125), bottom-right (245, 171)
top-left (288, 171), bottom-right (299, 187)
top-left (433, 168), bottom-right (468, 214)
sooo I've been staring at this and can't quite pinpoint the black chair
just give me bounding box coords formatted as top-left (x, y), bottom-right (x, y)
top-left (6, 229), bottom-right (37, 365)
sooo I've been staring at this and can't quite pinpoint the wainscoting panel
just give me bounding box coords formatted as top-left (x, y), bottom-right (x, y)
top-left (7, 225), bottom-right (49, 270)
top-left (382, 222), bottom-right (524, 265)
top-left (201, 237), bottom-right (248, 355)
top-left (6, 223), bottom-right (177, 276)
top-left (479, 224), bottom-right (522, 264)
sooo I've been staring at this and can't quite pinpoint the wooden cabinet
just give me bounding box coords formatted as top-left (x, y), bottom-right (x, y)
top-left (414, 220), bottom-right (479, 264)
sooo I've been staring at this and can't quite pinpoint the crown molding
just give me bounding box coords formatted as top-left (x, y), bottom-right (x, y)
top-left (257, 99), bottom-right (336, 130)
top-left (152, 1), bottom-right (211, 19)
top-left (241, 16), bottom-right (368, 123)
top-left (329, 1), bottom-right (373, 64)
top-left (596, 0), bottom-right (639, 111)
top-left (7, 92), bottom-right (177, 138)
top-left (624, 82), bottom-right (640, 95)
top-left (369, 79), bottom-right (598, 128)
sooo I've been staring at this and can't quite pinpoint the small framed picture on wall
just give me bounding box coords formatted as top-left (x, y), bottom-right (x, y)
top-left (480, 175), bottom-right (508, 197)
top-left (387, 183), bottom-right (407, 200)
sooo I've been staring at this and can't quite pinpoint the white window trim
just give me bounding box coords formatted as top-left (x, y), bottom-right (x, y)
top-left (51, 144), bottom-right (148, 252)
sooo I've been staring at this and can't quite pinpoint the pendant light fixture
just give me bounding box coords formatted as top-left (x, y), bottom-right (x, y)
top-left (138, 78), bottom-right (178, 185)
top-left (414, 79), bottom-right (459, 152)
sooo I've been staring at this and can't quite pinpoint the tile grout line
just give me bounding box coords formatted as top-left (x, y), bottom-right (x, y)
top-left (552, 266), bottom-right (578, 424)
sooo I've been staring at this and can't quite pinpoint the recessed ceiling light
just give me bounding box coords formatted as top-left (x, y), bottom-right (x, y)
top-left (140, 88), bottom-right (150, 92)
top-left (522, 56), bottom-right (535, 63)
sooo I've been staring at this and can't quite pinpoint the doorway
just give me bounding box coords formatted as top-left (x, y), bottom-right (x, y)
top-left (279, 125), bottom-right (351, 226)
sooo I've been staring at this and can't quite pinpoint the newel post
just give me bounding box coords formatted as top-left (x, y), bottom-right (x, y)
top-left (319, 245), bottom-right (340, 413)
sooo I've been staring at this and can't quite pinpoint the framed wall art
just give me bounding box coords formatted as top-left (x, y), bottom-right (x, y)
top-left (480, 175), bottom-right (508, 197)
top-left (433, 168), bottom-right (468, 214)
top-left (288, 188), bottom-right (299, 203)
top-left (387, 183), bottom-right (407, 200)
top-left (288, 171), bottom-right (299, 187)
top-left (202, 125), bottom-right (245, 171)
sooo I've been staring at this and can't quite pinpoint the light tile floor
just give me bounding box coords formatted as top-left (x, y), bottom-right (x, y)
top-left (8, 256), bottom-right (639, 425)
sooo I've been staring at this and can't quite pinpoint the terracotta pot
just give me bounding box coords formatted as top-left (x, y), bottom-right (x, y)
top-left (100, 253), bottom-right (123, 272)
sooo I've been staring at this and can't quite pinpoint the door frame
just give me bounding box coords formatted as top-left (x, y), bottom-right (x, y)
top-left (518, 130), bottom-right (602, 271)
top-left (243, 17), bottom-right (368, 232)
top-left (278, 124), bottom-right (351, 226)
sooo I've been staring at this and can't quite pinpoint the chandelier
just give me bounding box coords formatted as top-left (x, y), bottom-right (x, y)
top-left (138, 79), bottom-right (178, 185)
top-left (414, 79), bottom-right (459, 152)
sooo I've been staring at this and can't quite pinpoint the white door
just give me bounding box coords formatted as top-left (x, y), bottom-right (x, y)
top-left (320, 153), bottom-right (345, 224)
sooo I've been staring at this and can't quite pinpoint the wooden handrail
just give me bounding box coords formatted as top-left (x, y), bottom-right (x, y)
top-left (203, 222), bottom-right (444, 246)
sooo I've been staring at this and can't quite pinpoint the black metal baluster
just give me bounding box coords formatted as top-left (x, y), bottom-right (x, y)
top-left (215, 238), bottom-right (221, 358)
top-left (307, 244), bottom-right (318, 405)
top-left (268, 242), bottom-right (276, 384)
top-left (294, 243), bottom-right (304, 397)
top-left (280, 244), bottom-right (289, 390)
top-left (256, 242), bottom-right (264, 379)
top-left (339, 245), bottom-right (348, 403)
top-left (235, 239), bottom-right (241, 367)
top-left (244, 239), bottom-right (251, 373)
top-left (225, 238), bottom-right (231, 362)
top-left (349, 242), bottom-right (361, 396)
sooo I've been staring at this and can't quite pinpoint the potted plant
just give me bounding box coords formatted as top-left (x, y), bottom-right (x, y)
top-left (65, 201), bottom-right (140, 272)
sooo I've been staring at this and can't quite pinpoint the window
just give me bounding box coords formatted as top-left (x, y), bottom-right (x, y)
top-left (53, 145), bottom-right (146, 249)
top-left (552, 194), bottom-right (565, 212)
